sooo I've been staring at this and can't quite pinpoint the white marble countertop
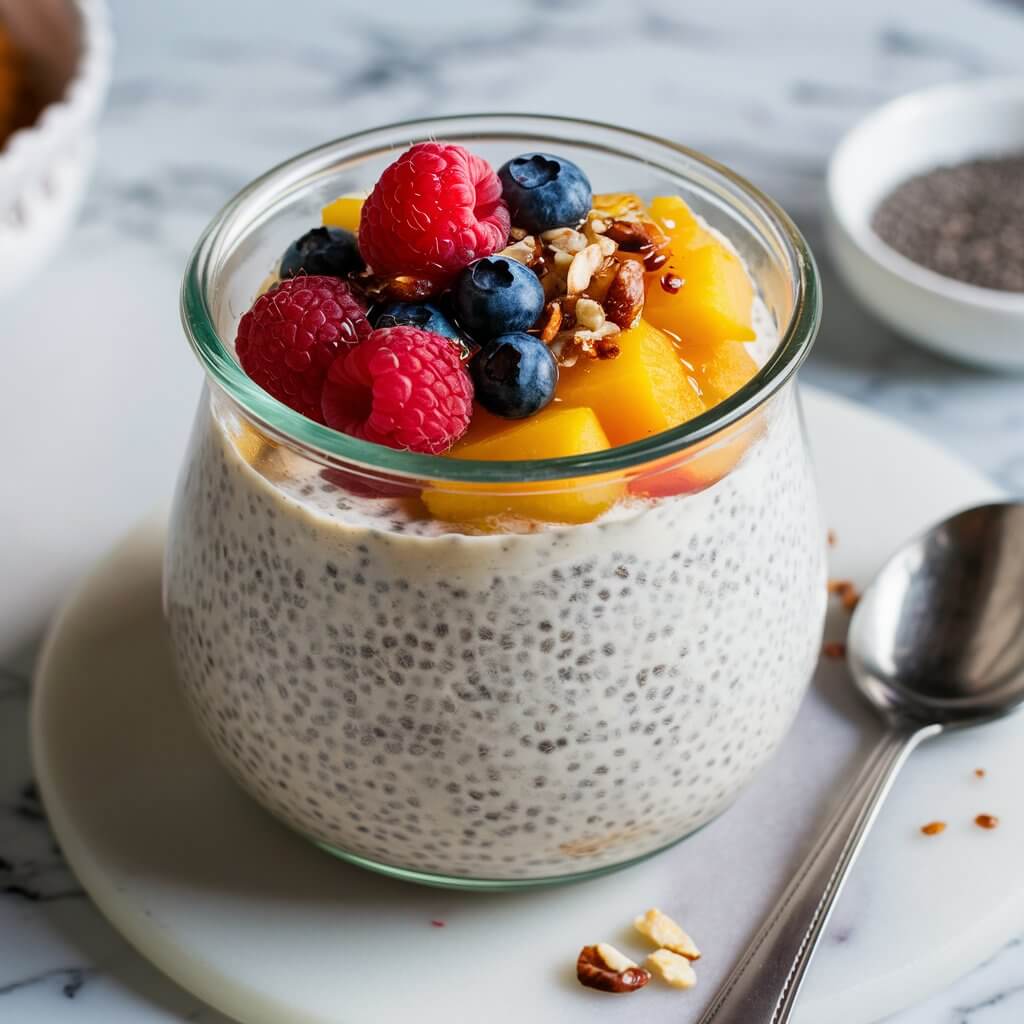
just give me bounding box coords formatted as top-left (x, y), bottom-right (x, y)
top-left (2, 0), bottom-right (1023, 1019)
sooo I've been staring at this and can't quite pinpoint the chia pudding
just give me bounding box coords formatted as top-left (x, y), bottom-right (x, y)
top-left (166, 118), bottom-right (824, 884)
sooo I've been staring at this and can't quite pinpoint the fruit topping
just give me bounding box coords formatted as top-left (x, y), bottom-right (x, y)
top-left (321, 193), bottom-right (366, 233)
top-left (235, 141), bottom-right (767, 508)
top-left (453, 255), bottom-right (545, 337)
top-left (422, 406), bottom-right (622, 525)
top-left (280, 226), bottom-right (364, 279)
top-left (357, 142), bottom-right (510, 287)
top-left (557, 319), bottom-right (703, 446)
top-left (235, 276), bottom-right (371, 422)
top-left (498, 153), bottom-right (592, 233)
top-left (645, 196), bottom-right (756, 345)
top-left (372, 300), bottom-right (471, 358)
top-left (471, 332), bottom-right (558, 419)
top-left (320, 325), bottom-right (473, 454)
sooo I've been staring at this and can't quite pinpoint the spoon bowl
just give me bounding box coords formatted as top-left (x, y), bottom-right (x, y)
top-left (701, 501), bottom-right (1024, 1024)
top-left (848, 502), bottom-right (1024, 728)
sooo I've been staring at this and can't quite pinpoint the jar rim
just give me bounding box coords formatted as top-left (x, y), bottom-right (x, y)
top-left (180, 113), bottom-right (821, 484)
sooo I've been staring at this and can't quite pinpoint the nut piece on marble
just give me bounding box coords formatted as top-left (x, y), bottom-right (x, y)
top-left (646, 948), bottom-right (698, 990)
top-left (576, 943), bottom-right (651, 993)
top-left (633, 907), bottom-right (701, 960)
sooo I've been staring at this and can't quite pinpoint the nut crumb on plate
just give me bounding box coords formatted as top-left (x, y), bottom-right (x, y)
top-left (921, 821), bottom-right (946, 836)
top-left (975, 814), bottom-right (999, 829)
top-left (822, 641), bottom-right (846, 659)
top-left (974, 768), bottom-right (986, 779)
top-left (576, 944), bottom-right (651, 993)
top-left (633, 908), bottom-right (701, 960)
top-left (827, 579), bottom-right (860, 612)
top-left (647, 948), bottom-right (698, 989)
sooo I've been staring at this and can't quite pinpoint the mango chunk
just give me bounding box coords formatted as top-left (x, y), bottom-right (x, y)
top-left (632, 411), bottom-right (764, 498)
top-left (649, 194), bottom-right (711, 250)
top-left (423, 407), bottom-right (622, 525)
top-left (321, 193), bottom-right (366, 233)
top-left (557, 319), bottom-right (705, 446)
top-left (682, 339), bottom-right (760, 409)
top-left (645, 195), bottom-right (757, 347)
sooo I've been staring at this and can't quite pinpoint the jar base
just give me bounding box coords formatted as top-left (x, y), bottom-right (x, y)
top-left (308, 820), bottom-right (716, 891)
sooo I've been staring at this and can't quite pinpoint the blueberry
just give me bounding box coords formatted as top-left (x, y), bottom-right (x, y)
top-left (471, 332), bottom-right (558, 419)
top-left (454, 256), bottom-right (545, 338)
top-left (372, 301), bottom-right (472, 359)
top-left (280, 226), bottom-right (364, 279)
top-left (498, 153), bottom-right (592, 233)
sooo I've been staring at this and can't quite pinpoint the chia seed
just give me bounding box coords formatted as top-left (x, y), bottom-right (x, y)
top-left (872, 153), bottom-right (1024, 291)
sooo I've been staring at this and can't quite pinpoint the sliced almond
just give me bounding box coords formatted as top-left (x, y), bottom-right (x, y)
top-left (647, 949), bottom-right (697, 990)
top-left (566, 243), bottom-right (605, 295)
top-left (634, 908), bottom-right (701, 961)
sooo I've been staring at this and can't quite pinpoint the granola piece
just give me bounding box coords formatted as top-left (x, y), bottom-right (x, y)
top-left (499, 234), bottom-right (541, 266)
top-left (646, 949), bottom-right (698, 990)
top-left (541, 227), bottom-right (588, 254)
top-left (633, 908), bottom-right (701, 960)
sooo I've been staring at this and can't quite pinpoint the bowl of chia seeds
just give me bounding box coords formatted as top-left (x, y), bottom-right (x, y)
top-left (825, 78), bottom-right (1024, 371)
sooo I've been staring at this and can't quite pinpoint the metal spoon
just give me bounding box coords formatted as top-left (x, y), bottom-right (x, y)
top-left (699, 502), bottom-right (1024, 1024)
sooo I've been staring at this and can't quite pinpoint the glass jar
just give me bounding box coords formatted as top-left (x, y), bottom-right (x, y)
top-left (166, 115), bottom-right (824, 889)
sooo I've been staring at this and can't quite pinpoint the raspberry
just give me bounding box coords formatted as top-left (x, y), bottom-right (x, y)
top-left (235, 276), bottom-right (370, 422)
top-left (321, 326), bottom-right (473, 454)
top-left (358, 142), bottom-right (510, 287)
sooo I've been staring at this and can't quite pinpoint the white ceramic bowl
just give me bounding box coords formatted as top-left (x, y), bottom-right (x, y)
top-left (825, 78), bottom-right (1024, 371)
top-left (0, 0), bottom-right (112, 297)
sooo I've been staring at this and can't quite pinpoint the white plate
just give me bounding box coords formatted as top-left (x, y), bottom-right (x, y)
top-left (32, 388), bottom-right (1022, 1024)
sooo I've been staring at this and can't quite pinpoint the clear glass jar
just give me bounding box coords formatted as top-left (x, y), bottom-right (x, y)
top-left (166, 115), bottom-right (824, 889)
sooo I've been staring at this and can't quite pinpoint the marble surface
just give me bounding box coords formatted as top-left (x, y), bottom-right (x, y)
top-left (2, 0), bottom-right (1023, 1020)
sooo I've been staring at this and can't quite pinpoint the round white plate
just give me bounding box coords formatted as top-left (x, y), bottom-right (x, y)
top-left (32, 388), bottom-right (1022, 1024)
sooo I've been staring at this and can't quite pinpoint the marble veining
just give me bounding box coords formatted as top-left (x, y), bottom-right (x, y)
top-left (3, 0), bottom-right (1024, 1019)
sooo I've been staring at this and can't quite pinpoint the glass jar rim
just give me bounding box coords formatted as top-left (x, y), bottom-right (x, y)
top-left (180, 113), bottom-right (821, 484)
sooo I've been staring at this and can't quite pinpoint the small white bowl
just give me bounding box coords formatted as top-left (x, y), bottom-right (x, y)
top-left (0, 0), bottom-right (112, 297)
top-left (825, 78), bottom-right (1024, 371)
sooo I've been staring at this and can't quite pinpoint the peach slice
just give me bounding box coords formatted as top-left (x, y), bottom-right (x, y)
top-left (645, 195), bottom-right (757, 347)
top-left (321, 193), bottom-right (366, 233)
top-left (423, 406), bottom-right (622, 525)
top-left (632, 410), bottom-right (765, 498)
top-left (683, 338), bottom-right (760, 409)
top-left (557, 319), bottom-right (705, 446)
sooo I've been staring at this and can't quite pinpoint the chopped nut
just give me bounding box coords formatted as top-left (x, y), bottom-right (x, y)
top-left (538, 301), bottom-right (563, 343)
top-left (574, 297), bottom-right (606, 332)
top-left (921, 821), bottom-right (947, 836)
top-left (576, 944), bottom-right (651, 993)
top-left (584, 257), bottom-right (620, 304)
top-left (596, 943), bottom-right (638, 974)
top-left (604, 260), bottom-right (645, 329)
top-left (975, 814), bottom-right (999, 829)
top-left (822, 641), bottom-right (846, 659)
top-left (646, 949), bottom-right (697, 990)
top-left (633, 908), bottom-right (701, 961)
top-left (499, 234), bottom-right (541, 266)
top-left (827, 579), bottom-right (860, 612)
top-left (550, 321), bottom-right (621, 366)
top-left (541, 227), bottom-right (588, 254)
top-left (975, 768), bottom-right (987, 779)
top-left (827, 529), bottom-right (838, 547)
top-left (567, 243), bottom-right (606, 294)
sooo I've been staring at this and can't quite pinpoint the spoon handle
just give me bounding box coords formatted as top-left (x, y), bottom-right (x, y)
top-left (697, 724), bottom-right (940, 1024)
